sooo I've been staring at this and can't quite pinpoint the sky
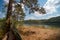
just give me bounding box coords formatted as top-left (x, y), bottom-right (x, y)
top-left (0, 0), bottom-right (60, 20)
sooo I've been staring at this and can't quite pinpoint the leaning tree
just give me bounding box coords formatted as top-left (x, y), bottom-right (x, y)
top-left (3, 0), bottom-right (46, 40)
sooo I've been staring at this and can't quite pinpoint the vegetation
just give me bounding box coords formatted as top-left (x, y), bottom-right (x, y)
top-left (17, 26), bottom-right (60, 40)
top-left (24, 16), bottom-right (60, 25)
top-left (0, 16), bottom-right (60, 27)
top-left (0, 0), bottom-right (60, 40)
top-left (46, 16), bottom-right (60, 22)
top-left (0, 0), bottom-right (46, 40)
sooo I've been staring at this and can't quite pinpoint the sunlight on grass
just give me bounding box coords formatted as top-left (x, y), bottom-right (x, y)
top-left (16, 25), bottom-right (60, 40)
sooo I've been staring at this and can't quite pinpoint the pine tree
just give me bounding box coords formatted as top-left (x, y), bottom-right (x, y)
top-left (3, 0), bottom-right (46, 40)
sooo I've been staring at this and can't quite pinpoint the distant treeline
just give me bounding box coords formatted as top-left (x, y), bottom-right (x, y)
top-left (24, 16), bottom-right (60, 25)
top-left (0, 16), bottom-right (60, 25)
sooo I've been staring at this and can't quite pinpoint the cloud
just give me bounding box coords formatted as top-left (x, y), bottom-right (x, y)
top-left (4, 0), bottom-right (9, 3)
top-left (0, 12), bottom-right (1, 15)
top-left (25, 16), bottom-right (36, 20)
top-left (43, 0), bottom-right (60, 14)
top-left (0, 12), bottom-right (5, 18)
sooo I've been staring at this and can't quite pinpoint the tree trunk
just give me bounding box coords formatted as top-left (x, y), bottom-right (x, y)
top-left (5, 0), bottom-right (13, 32)
top-left (3, 0), bottom-right (22, 40)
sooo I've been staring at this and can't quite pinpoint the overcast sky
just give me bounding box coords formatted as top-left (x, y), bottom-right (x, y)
top-left (0, 0), bottom-right (60, 20)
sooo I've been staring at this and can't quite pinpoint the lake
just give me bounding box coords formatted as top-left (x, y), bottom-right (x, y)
top-left (23, 23), bottom-right (60, 28)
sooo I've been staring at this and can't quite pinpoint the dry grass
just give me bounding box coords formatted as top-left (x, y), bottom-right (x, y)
top-left (17, 25), bottom-right (60, 40)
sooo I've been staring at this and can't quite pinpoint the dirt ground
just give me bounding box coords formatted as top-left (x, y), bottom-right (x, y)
top-left (17, 26), bottom-right (60, 40)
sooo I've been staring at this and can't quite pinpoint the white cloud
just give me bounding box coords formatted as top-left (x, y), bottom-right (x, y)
top-left (4, 0), bottom-right (9, 3)
top-left (0, 12), bottom-right (1, 15)
top-left (0, 12), bottom-right (5, 18)
top-left (43, 0), bottom-right (60, 14)
top-left (33, 11), bottom-right (43, 16)
top-left (25, 15), bottom-right (36, 20)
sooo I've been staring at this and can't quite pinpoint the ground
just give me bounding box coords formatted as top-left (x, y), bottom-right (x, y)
top-left (17, 25), bottom-right (60, 40)
top-left (2, 25), bottom-right (60, 40)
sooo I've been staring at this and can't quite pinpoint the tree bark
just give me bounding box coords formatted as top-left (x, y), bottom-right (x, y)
top-left (5, 0), bottom-right (13, 32)
top-left (4, 0), bottom-right (22, 40)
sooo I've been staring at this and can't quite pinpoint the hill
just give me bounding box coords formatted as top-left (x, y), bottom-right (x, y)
top-left (24, 16), bottom-right (60, 25)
